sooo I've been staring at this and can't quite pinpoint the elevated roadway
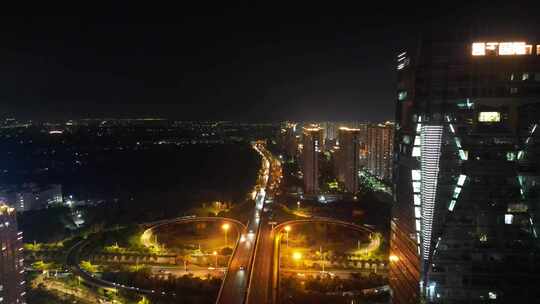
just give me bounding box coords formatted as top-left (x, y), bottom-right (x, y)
top-left (215, 142), bottom-right (271, 304)
top-left (246, 217), bottom-right (374, 304)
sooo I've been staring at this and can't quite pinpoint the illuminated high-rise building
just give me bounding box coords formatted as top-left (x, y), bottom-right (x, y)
top-left (278, 122), bottom-right (299, 160)
top-left (366, 122), bottom-right (394, 182)
top-left (337, 127), bottom-right (360, 193)
top-left (0, 203), bottom-right (25, 303)
top-left (390, 30), bottom-right (540, 303)
top-left (302, 127), bottom-right (322, 194)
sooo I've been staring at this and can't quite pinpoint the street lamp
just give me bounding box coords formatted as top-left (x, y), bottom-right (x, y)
top-left (389, 255), bottom-right (400, 262)
top-left (284, 225), bottom-right (291, 248)
top-left (222, 223), bottom-right (230, 246)
top-left (292, 251), bottom-right (302, 268)
top-left (213, 251), bottom-right (218, 268)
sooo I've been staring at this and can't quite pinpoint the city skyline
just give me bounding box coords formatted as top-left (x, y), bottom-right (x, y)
top-left (3, 5), bottom-right (540, 304)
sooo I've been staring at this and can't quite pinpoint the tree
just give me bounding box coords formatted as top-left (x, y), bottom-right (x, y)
top-left (80, 260), bottom-right (98, 273)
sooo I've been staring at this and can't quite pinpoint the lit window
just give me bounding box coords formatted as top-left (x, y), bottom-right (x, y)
top-left (472, 42), bottom-right (486, 56)
top-left (459, 149), bottom-right (468, 160)
top-left (415, 207), bottom-right (422, 218)
top-left (412, 147), bottom-right (421, 157)
top-left (413, 182), bottom-right (421, 193)
top-left (522, 73), bottom-right (530, 81)
top-left (454, 138), bottom-right (461, 148)
top-left (504, 214), bottom-right (513, 225)
top-left (398, 91), bottom-right (408, 101)
top-left (415, 219), bottom-right (421, 231)
top-left (457, 175), bottom-right (467, 186)
top-left (452, 188), bottom-right (462, 199)
top-left (499, 42), bottom-right (530, 55)
top-left (448, 200), bottom-right (457, 211)
top-left (411, 170), bottom-right (421, 181)
top-left (506, 152), bottom-right (516, 161)
top-left (478, 112), bottom-right (501, 122)
top-left (488, 291), bottom-right (497, 300)
top-left (414, 194), bottom-right (421, 206)
top-left (414, 136), bottom-right (421, 146)
top-left (402, 135), bottom-right (411, 144)
top-left (457, 98), bottom-right (474, 109)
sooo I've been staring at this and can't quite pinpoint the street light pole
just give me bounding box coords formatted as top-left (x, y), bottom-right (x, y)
top-left (284, 225), bottom-right (291, 248)
top-left (320, 245), bottom-right (325, 273)
top-left (222, 223), bottom-right (230, 247)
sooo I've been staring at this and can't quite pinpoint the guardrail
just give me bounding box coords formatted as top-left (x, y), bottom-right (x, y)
top-left (142, 216), bottom-right (246, 232)
top-left (215, 222), bottom-right (245, 303)
top-left (273, 217), bottom-right (374, 234)
top-left (244, 200), bottom-right (266, 303)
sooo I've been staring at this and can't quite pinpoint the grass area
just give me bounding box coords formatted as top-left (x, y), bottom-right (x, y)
top-left (152, 221), bottom-right (239, 253)
top-left (27, 271), bottom-right (134, 304)
top-left (279, 223), bottom-right (384, 271)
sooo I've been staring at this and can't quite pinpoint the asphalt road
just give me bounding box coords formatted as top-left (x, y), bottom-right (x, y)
top-left (245, 147), bottom-right (282, 304)
top-left (216, 187), bottom-right (264, 304)
top-left (216, 143), bottom-right (270, 304)
top-left (216, 142), bottom-right (273, 304)
top-left (246, 217), bottom-right (274, 304)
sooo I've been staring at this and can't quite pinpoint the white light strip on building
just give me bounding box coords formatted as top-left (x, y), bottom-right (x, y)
top-left (457, 174), bottom-right (467, 186)
top-left (530, 218), bottom-right (538, 238)
top-left (449, 175), bottom-right (467, 211)
top-left (448, 200), bottom-right (457, 211)
top-left (420, 125), bottom-right (443, 260)
top-left (524, 123), bottom-right (538, 149)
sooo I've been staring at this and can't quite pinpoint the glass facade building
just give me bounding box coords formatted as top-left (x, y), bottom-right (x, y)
top-left (390, 30), bottom-right (540, 303)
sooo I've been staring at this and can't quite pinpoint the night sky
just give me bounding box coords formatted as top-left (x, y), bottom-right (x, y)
top-left (0, 4), bottom-right (534, 121)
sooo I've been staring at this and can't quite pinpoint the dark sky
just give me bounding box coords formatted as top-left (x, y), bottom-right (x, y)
top-left (0, 4), bottom-right (534, 121)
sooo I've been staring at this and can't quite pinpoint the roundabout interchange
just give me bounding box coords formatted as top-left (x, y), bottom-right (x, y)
top-left (67, 142), bottom-right (380, 304)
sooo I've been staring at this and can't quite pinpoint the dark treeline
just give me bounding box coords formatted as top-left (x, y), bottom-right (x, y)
top-left (16, 144), bottom-right (260, 243)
